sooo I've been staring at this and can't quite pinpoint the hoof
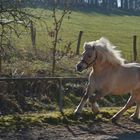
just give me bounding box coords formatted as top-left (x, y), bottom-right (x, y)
top-left (111, 116), bottom-right (119, 123)
top-left (92, 102), bottom-right (100, 113)
top-left (130, 114), bottom-right (139, 121)
top-left (74, 111), bottom-right (80, 118)
top-left (130, 113), bottom-right (138, 119)
top-left (74, 112), bottom-right (83, 121)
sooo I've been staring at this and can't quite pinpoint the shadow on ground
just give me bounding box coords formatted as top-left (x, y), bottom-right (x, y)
top-left (116, 132), bottom-right (140, 140)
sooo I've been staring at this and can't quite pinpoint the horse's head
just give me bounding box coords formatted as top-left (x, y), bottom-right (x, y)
top-left (76, 37), bottom-right (125, 72)
top-left (76, 42), bottom-right (97, 72)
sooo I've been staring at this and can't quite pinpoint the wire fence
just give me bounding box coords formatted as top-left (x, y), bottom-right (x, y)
top-left (7, 27), bottom-right (140, 62)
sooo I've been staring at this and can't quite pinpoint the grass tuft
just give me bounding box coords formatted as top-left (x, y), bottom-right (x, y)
top-left (0, 107), bottom-right (136, 131)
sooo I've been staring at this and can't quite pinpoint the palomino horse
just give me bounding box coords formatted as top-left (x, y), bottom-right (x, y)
top-left (75, 37), bottom-right (140, 122)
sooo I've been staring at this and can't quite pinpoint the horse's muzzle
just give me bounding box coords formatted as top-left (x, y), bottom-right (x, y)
top-left (76, 63), bottom-right (84, 72)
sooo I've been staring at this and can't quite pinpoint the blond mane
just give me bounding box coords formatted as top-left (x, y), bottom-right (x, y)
top-left (86, 37), bottom-right (125, 66)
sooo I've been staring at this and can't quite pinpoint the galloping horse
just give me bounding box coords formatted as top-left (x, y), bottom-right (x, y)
top-left (75, 37), bottom-right (140, 122)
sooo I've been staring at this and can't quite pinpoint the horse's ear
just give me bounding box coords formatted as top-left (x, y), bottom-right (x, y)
top-left (84, 42), bottom-right (90, 50)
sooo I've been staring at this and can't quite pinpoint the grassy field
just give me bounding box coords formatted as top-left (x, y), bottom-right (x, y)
top-left (14, 8), bottom-right (140, 55)
top-left (3, 8), bottom-right (140, 76)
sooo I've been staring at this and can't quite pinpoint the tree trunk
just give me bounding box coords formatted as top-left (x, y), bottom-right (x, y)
top-left (121, 0), bottom-right (124, 9)
top-left (102, 0), bottom-right (106, 8)
top-left (0, 25), bottom-right (4, 73)
top-left (95, 0), bottom-right (99, 7)
top-left (113, 0), bottom-right (118, 8)
top-left (124, 0), bottom-right (129, 9)
top-left (52, 30), bottom-right (58, 76)
top-left (0, 55), bottom-right (2, 73)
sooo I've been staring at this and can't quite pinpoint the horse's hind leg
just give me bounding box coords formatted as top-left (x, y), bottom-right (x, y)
top-left (130, 91), bottom-right (140, 119)
top-left (130, 104), bottom-right (140, 119)
top-left (111, 95), bottom-right (135, 123)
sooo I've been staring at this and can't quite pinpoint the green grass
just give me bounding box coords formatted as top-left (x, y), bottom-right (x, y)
top-left (47, 9), bottom-right (139, 53)
top-left (14, 8), bottom-right (140, 58)
top-left (3, 8), bottom-right (140, 76)
top-left (58, 11), bottom-right (140, 61)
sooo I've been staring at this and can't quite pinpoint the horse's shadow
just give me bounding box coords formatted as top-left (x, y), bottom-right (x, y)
top-left (115, 132), bottom-right (140, 140)
top-left (133, 118), bottom-right (140, 124)
top-left (61, 111), bottom-right (140, 139)
top-left (114, 118), bottom-right (140, 132)
top-left (64, 123), bottom-right (107, 138)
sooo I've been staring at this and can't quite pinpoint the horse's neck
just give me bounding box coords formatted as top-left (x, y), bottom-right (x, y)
top-left (93, 61), bottom-right (119, 76)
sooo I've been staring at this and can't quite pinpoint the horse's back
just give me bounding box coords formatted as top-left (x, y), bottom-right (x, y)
top-left (121, 63), bottom-right (140, 73)
top-left (123, 62), bottom-right (140, 68)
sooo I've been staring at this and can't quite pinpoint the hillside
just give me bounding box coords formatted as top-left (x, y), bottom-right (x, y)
top-left (2, 8), bottom-right (140, 77)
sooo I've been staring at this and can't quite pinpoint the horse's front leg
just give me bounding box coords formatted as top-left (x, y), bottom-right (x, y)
top-left (74, 84), bottom-right (93, 115)
top-left (89, 91), bottom-right (104, 113)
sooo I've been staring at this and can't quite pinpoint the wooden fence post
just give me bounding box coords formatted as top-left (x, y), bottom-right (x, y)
top-left (30, 21), bottom-right (36, 50)
top-left (59, 78), bottom-right (63, 113)
top-left (132, 35), bottom-right (137, 61)
top-left (76, 31), bottom-right (83, 55)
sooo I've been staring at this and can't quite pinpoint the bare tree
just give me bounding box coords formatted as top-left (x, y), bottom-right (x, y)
top-left (0, 0), bottom-right (39, 73)
top-left (46, 0), bottom-right (71, 76)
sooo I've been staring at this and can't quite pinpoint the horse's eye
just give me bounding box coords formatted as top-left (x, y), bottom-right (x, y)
top-left (88, 55), bottom-right (91, 58)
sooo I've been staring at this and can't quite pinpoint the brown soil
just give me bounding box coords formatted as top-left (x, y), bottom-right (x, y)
top-left (0, 117), bottom-right (140, 140)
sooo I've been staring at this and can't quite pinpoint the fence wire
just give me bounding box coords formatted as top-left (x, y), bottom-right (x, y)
top-left (7, 29), bottom-right (140, 62)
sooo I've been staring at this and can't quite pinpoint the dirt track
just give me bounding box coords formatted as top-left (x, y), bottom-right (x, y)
top-left (0, 117), bottom-right (140, 140)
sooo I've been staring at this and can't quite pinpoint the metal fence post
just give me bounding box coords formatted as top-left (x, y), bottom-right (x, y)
top-left (59, 78), bottom-right (63, 113)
